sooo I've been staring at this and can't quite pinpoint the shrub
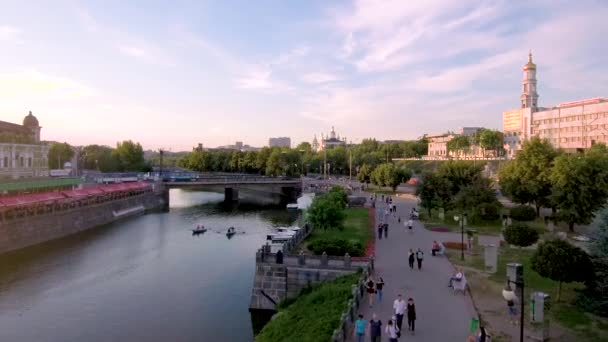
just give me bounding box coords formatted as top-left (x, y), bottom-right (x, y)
top-left (477, 202), bottom-right (501, 221)
top-left (510, 205), bottom-right (536, 221)
top-left (308, 238), bottom-right (364, 257)
top-left (503, 223), bottom-right (540, 247)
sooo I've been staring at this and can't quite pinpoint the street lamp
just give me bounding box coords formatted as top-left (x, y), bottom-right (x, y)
top-left (454, 213), bottom-right (468, 260)
top-left (502, 279), bottom-right (525, 342)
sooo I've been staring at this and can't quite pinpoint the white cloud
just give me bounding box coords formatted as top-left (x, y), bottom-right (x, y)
top-left (301, 72), bottom-right (337, 84)
top-left (116, 44), bottom-right (175, 66)
top-left (0, 25), bottom-right (21, 41)
top-left (0, 69), bottom-right (97, 101)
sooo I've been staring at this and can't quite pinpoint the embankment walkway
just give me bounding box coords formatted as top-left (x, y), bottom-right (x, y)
top-left (349, 195), bottom-right (478, 341)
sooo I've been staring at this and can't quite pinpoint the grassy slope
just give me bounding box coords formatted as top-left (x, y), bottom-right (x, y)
top-left (256, 273), bottom-right (360, 342)
top-left (305, 207), bottom-right (372, 247)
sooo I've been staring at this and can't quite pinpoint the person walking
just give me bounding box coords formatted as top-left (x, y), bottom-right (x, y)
top-left (366, 277), bottom-right (375, 308)
top-left (375, 277), bottom-right (385, 303)
top-left (407, 218), bottom-right (413, 231)
top-left (385, 318), bottom-right (400, 342)
top-left (407, 297), bottom-right (417, 335)
top-left (377, 223), bottom-right (383, 240)
top-left (393, 294), bottom-right (406, 331)
top-left (369, 313), bottom-right (382, 342)
top-left (416, 248), bottom-right (424, 270)
top-left (383, 223), bottom-right (388, 238)
top-left (354, 314), bottom-right (367, 342)
top-left (408, 249), bottom-right (415, 270)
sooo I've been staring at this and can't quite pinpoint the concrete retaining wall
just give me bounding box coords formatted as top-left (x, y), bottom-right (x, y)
top-left (0, 189), bottom-right (168, 254)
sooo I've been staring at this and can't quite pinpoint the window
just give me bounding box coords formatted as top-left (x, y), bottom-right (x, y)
top-left (20, 157), bottom-right (24, 167)
top-left (3, 156), bottom-right (7, 168)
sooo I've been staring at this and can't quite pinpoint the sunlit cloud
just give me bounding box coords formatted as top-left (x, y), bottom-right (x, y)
top-left (0, 70), bottom-right (97, 101)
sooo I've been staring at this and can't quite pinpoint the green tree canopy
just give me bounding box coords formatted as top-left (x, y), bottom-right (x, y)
top-left (356, 164), bottom-right (372, 184)
top-left (531, 239), bottom-right (593, 301)
top-left (415, 171), bottom-right (451, 216)
top-left (550, 144), bottom-right (608, 231)
top-left (307, 192), bottom-right (347, 231)
top-left (478, 129), bottom-right (504, 156)
top-left (577, 207), bottom-right (608, 316)
top-left (370, 163), bottom-right (411, 190)
top-left (112, 140), bottom-right (148, 172)
top-left (48, 142), bottom-right (74, 169)
top-left (498, 137), bottom-right (558, 215)
top-left (446, 136), bottom-right (471, 155)
top-left (503, 223), bottom-right (539, 247)
top-left (81, 145), bottom-right (119, 172)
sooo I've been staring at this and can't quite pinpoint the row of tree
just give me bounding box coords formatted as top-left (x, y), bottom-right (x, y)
top-left (446, 129), bottom-right (504, 156)
top-left (178, 138), bottom-right (428, 177)
top-left (48, 140), bottom-right (149, 172)
top-left (499, 137), bottom-right (608, 231)
top-left (357, 163), bottom-right (412, 190)
top-left (415, 161), bottom-right (501, 222)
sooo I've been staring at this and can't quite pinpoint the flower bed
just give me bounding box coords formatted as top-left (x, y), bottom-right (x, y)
top-left (443, 241), bottom-right (467, 250)
top-left (430, 227), bottom-right (451, 232)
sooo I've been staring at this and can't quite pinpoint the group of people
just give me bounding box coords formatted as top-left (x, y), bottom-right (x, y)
top-left (354, 294), bottom-right (417, 342)
top-left (408, 248), bottom-right (425, 270)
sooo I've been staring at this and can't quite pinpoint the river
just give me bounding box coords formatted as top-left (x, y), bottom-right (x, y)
top-left (0, 189), bottom-right (298, 341)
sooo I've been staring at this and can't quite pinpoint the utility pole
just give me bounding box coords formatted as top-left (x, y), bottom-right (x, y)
top-left (349, 148), bottom-right (352, 182)
top-left (159, 149), bottom-right (164, 180)
top-left (323, 148), bottom-right (327, 179)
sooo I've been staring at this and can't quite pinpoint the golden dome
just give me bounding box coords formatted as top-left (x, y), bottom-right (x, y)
top-left (524, 51), bottom-right (536, 70)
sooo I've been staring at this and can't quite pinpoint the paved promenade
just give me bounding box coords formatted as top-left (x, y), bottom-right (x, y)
top-left (349, 196), bottom-right (478, 341)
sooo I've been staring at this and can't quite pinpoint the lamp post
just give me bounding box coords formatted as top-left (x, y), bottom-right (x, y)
top-left (503, 279), bottom-right (525, 342)
top-left (455, 213), bottom-right (468, 260)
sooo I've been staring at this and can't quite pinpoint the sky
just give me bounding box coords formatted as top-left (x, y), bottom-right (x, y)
top-left (1, 0), bottom-right (607, 151)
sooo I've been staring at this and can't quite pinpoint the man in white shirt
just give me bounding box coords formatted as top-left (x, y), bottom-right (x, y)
top-left (393, 294), bottom-right (406, 330)
top-left (449, 268), bottom-right (464, 287)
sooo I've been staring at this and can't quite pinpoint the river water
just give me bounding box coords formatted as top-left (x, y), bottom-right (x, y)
top-left (0, 189), bottom-right (298, 342)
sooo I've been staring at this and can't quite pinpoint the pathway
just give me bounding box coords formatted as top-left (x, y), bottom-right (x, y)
top-left (349, 195), bottom-right (478, 341)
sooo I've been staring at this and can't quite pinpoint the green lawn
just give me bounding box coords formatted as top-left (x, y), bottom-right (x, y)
top-left (419, 209), bottom-right (546, 236)
top-left (304, 207), bottom-right (372, 248)
top-left (450, 244), bottom-right (608, 341)
top-left (256, 272), bottom-right (360, 342)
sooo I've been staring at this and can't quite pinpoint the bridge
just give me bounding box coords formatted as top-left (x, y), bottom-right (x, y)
top-left (163, 175), bottom-right (302, 202)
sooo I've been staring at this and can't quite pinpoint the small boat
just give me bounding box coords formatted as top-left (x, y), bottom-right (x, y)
top-left (286, 203), bottom-right (299, 210)
top-left (192, 226), bottom-right (207, 234)
top-left (226, 227), bottom-right (236, 237)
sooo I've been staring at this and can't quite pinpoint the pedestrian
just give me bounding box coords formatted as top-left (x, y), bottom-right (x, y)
top-left (377, 224), bottom-right (383, 240)
top-left (354, 314), bottom-right (367, 342)
top-left (393, 294), bottom-right (406, 331)
top-left (408, 249), bottom-right (415, 270)
top-left (385, 317), bottom-right (400, 342)
top-left (369, 313), bottom-right (382, 342)
top-left (407, 297), bottom-right (416, 334)
top-left (381, 194), bottom-right (384, 201)
top-left (407, 218), bottom-right (413, 231)
top-left (366, 276), bottom-right (375, 308)
top-left (375, 277), bottom-right (385, 302)
top-left (383, 223), bottom-right (388, 238)
top-left (416, 248), bottom-right (424, 270)
top-left (398, 216), bottom-right (401, 223)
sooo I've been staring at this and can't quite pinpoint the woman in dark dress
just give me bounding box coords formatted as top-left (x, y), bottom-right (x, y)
top-left (407, 297), bottom-right (416, 334)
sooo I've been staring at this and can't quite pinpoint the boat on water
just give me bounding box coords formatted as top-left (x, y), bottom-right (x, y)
top-left (192, 226), bottom-right (207, 234)
top-left (226, 227), bottom-right (236, 237)
top-left (266, 227), bottom-right (299, 242)
top-left (286, 203), bottom-right (299, 210)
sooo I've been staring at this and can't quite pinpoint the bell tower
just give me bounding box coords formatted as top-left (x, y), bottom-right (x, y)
top-left (521, 52), bottom-right (539, 110)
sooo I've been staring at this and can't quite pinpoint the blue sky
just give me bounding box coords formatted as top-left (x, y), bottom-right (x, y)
top-left (1, 0), bottom-right (607, 150)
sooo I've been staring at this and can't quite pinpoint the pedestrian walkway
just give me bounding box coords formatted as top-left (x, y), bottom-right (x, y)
top-left (349, 196), bottom-right (478, 341)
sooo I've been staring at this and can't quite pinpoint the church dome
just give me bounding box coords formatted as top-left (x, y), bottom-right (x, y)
top-left (524, 52), bottom-right (536, 70)
top-left (23, 111), bottom-right (39, 127)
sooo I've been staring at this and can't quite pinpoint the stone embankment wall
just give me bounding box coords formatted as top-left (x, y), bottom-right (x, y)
top-left (0, 185), bottom-right (168, 254)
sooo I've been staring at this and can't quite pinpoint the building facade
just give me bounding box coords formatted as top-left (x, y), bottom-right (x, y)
top-left (317, 127), bottom-right (346, 151)
top-left (427, 134), bottom-right (454, 158)
top-left (0, 112), bottom-right (48, 179)
top-left (268, 137), bottom-right (291, 148)
top-left (503, 53), bottom-right (608, 156)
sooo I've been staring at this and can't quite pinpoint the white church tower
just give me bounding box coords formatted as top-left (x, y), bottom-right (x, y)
top-left (521, 51), bottom-right (539, 110)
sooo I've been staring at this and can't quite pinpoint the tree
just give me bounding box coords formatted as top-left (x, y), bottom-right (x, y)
top-left (256, 147), bottom-right (272, 175)
top-left (296, 142), bottom-right (312, 153)
top-left (479, 129), bottom-right (504, 157)
top-left (550, 144), bottom-right (608, 231)
top-left (503, 223), bottom-right (539, 247)
top-left (357, 164), bottom-right (372, 184)
top-left (81, 145), bottom-right (119, 172)
top-left (531, 239), bottom-right (593, 301)
top-left (327, 186), bottom-right (348, 209)
top-left (307, 194), bottom-right (347, 230)
top-left (112, 140), bottom-right (148, 171)
top-left (416, 171), bottom-right (451, 216)
top-left (265, 149), bottom-right (283, 176)
top-left (370, 163), bottom-right (411, 190)
top-left (498, 137), bottom-right (558, 216)
top-left (48, 142), bottom-right (74, 169)
top-left (436, 161), bottom-right (484, 199)
top-left (453, 176), bottom-right (501, 221)
top-left (577, 207), bottom-right (608, 316)
top-left (446, 136), bottom-right (471, 156)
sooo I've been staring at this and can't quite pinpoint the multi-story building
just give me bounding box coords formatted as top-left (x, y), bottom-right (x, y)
top-left (425, 127), bottom-right (486, 159)
top-left (0, 111), bottom-right (49, 179)
top-left (427, 133), bottom-right (455, 158)
top-left (268, 137), bottom-right (291, 148)
top-left (503, 53), bottom-right (608, 156)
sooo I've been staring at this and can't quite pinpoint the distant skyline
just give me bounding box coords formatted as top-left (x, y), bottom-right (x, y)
top-left (1, 0), bottom-right (607, 150)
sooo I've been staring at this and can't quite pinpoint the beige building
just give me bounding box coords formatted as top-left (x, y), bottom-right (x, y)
top-left (0, 112), bottom-right (49, 179)
top-left (426, 127), bottom-right (487, 159)
top-left (502, 53), bottom-right (607, 156)
top-left (427, 134), bottom-right (454, 158)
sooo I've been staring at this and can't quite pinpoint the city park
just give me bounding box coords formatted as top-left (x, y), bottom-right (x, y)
top-left (252, 137), bottom-right (608, 342)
